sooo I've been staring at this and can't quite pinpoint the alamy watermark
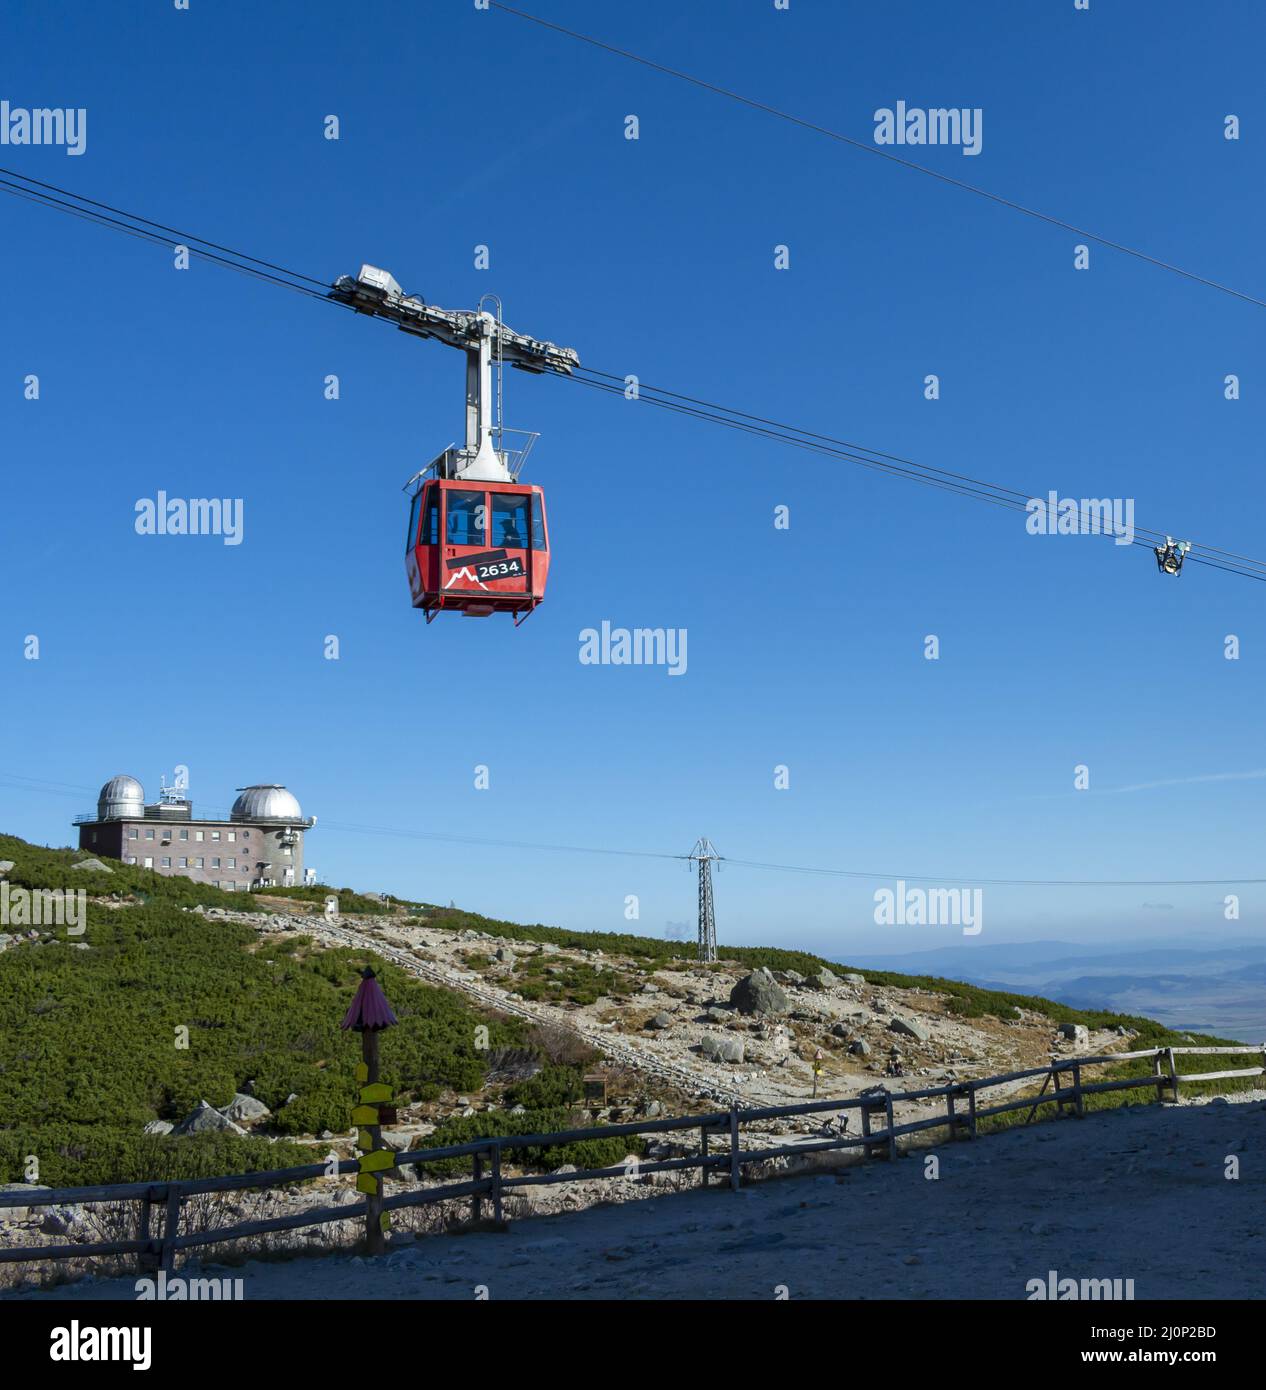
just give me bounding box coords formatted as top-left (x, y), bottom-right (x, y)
top-left (1, 884), bottom-right (86, 934)
top-left (134, 492), bottom-right (244, 546)
top-left (874, 880), bottom-right (982, 936)
top-left (1026, 491), bottom-right (1135, 545)
top-left (135, 1271), bottom-right (244, 1301)
top-left (874, 101), bottom-right (982, 156)
top-left (579, 621), bottom-right (687, 676)
top-left (1, 101), bottom-right (87, 155)
top-left (1026, 1269), bottom-right (1135, 1300)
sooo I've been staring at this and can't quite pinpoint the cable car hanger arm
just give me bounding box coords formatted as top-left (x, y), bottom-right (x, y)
top-left (329, 264), bottom-right (580, 376)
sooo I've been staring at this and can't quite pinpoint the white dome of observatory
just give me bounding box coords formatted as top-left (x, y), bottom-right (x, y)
top-left (230, 785), bottom-right (304, 822)
top-left (97, 775), bottom-right (145, 820)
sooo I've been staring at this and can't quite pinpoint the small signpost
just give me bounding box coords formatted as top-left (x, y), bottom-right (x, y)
top-left (340, 967), bottom-right (398, 1256)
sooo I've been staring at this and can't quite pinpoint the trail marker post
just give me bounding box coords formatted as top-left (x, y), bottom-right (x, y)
top-left (340, 966), bottom-right (399, 1257)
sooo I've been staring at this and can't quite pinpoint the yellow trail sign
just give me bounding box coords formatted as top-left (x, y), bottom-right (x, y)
top-left (359, 1082), bottom-right (393, 1104)
top-left (359, 1149), bottom-right (395, 1174)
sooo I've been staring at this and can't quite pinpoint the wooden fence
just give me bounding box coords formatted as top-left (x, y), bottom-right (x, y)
top-left (1, 1043), bottom-right (1261, 1275)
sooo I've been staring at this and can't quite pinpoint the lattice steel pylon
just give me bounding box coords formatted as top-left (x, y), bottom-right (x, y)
top-left (688, 838), bottom-right (722, 962)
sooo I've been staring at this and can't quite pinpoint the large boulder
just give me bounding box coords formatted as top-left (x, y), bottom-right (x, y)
top-left (700, 1034), bottom-right (746, 1064)
top-left (888, 1015), bottom-right (930, 1043)
top-left (71, 857), bottom-right (112, 874)
top-left (729, 968), bottom-right (788, 1016)
top-left (803, 968), bottom-right (838, 990)
top-left (646, 1012), bottom-right (673, 1030)
top-left (1058, 1022), bottom-right (1090, 1045)
top-left (842, 972), bottom-right (866, 986)
top-left (221, 1092), bottom-right (272, 1124)
top-left (849, 1038), bottom-right (872, 1057)
top-left (173, 1100), bottom-right (247, 1137)
top-left (142, 1120), bottom-right (174, 1137)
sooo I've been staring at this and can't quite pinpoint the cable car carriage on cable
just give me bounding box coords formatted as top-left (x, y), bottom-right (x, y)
top-left (328, 265), bottom-right (578, 626)
top-left (405, 441), bottom-right (549, 623)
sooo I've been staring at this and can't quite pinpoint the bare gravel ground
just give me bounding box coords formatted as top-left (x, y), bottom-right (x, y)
top-left (14, 1094), bottom-right (1262, 1301)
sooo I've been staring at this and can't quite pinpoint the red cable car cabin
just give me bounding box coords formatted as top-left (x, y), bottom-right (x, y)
top-left (405, 477), bottom-right (549, 622)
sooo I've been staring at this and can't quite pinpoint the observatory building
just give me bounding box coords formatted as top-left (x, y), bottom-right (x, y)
top-left (74, 775), bottom-right (316, 892)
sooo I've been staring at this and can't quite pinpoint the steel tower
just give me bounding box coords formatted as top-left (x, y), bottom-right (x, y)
top-left (688, 837), bottom-right (721, 962)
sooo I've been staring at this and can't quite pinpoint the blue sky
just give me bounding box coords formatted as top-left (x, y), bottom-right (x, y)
top-left (2, 0), bottom-right (1264, 962)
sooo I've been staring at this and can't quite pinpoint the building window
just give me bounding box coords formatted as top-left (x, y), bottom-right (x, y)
top-left (211, 830), bottom-right (221, 841)
top-left (226, 857), bottom-right (236, 869)
top-left (128, 829), bottom-right (138, 840)
top-left (178, 857), bottom-right (188, 868)
top-left (222, 881), bottom-right (233, 892)
top-left (125, 856), bottom-right (136, 865)
top-left (145, 829), bottom-right (155, 840)
top-left (283, 847), bottom-right (292, 857)
top-left (179, 830), bottom-right (188, 841)
top-left (161, 856), bottom-right (171, 868)
top-left (211, 857), bottom-right (221, 869)
top-left (227, 831), bottom-right (236, 842)
top-left (195, 857), bottom-right (204, 869)
top-left (143, 857), bottom-right (153, 868)
top-left (243, 830), bottom-right (250, 838)
top-left (195, 830), bottom-right (204, 842)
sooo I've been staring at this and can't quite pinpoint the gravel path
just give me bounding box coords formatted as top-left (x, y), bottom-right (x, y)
top-left (15, 1095), bottom-right (1262, 1301)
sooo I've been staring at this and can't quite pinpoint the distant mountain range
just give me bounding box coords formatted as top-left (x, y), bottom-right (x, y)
top-left (846, 938), bottom-right (1266, 1042)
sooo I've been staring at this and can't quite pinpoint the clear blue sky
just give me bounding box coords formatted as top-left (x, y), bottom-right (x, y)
top-left (2, 0), bottom-right (1264, 961)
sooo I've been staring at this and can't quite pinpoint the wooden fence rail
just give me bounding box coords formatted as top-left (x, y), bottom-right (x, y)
top-left (1, 1043), bottom-right (1261, 1274)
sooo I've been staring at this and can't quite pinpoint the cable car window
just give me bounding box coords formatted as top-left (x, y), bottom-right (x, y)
top-left (406, 491), bottom-right (421, 551)
top-left (492, 493), bottom-right (546, 550)
top-left (492, 494), bottom-right (530, 549)
top-left (422, 491), bottom-right (440, 544)
top-left (445, 491), bottom-right (486, 547)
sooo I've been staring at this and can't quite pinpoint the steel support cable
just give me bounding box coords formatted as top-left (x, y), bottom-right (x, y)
top-left (0, 161), bottom-right (329, 288)
top-left (487, 2), bottom-right (1266, 313)
top-left (571, 365), bottom-right (1266, 577)
top-left (2, 770), bottom-right (1261, 886)
top-left (4, 167), bottom-right (1266, 581)
top-left (566, 372), bottom-right (1266, 580)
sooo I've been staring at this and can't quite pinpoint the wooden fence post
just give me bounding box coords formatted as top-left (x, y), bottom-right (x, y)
top-left (884, 1093), bottom-right (897, 1162)
top-left (1166, 1047), bottom-right (1179, 1102)
top-left (700, 1125), bottom-right (710, 1188)
top-left (945, 1087), bottom-right (958, 1139)
top-left (860, 1098), bottom-right (873, 1157)
top-left (1152, 1048), bottom-right (1166, 1102)
top-left (729, 1102), bottom-right (741, 1192)
top-left (137, 1188), bottom-right (155, 1273)
top-left (966, 1082), bottom-right (978, 1138)
top-left (472, 1150), bottom-right (484, 1224)
top-left (490, 1144), bottom-right (503, 1228)
top-left (159, 1185), bottom-right (181, 1273)
top-left (1071, 1061), bottom-right (1085, 1117)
